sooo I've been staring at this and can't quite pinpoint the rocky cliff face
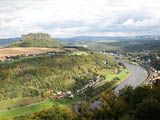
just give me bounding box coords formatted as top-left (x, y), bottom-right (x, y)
top-left (21, 33), bottom-right (51, 40)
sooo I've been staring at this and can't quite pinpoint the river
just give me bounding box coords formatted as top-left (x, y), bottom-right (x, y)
top-left (114, 62), bottom-right (148, 93)
top-left (74, 61), bottom-right (148, 111)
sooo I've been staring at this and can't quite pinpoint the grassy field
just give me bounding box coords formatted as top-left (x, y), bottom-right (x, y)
top-left (70, 51), bottom-right (88, 55)
top-left (0, 101), bottom-right (54, 119)
top-left (95, 69), bottom-right (130, 88)
top-left (87, 68), bottom-right (130, 103)
top-left (53, 97), bottom-right (79, 107)
top-left (0, 55), bottom-right (50, 64)
top-left (0, 47), bottom-right (76, 61)
top-left (63, 79), bottom-right (76, 88)
top-left (0, 47), bottom-right (64, 61)
top-left (0, 47), bottom-right (64, 56)
top-left (0, 97), bottom-right (44, 110)
top-left (0, 97), bottom-right (79, 119)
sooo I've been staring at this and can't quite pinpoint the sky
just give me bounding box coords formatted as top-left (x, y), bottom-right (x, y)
top-left (0, 0), bottom-right (160, 38)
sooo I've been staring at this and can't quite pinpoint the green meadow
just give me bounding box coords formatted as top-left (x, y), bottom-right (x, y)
top-left (0, 97), bottom-right (79, 119)
top-left (95, 69), bottom-right (130, 88)
top-left (70, 51), bottom-right (88, 55)
top-left (0, 101), bottom-right (53, 119)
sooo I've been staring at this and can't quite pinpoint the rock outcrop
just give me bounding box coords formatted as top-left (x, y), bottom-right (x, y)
top-left (21, 33), bottom-right (51, 41)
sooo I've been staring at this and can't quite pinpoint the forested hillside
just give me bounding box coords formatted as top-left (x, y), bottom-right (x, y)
top-left (0, 53), bottom-right (119, 101)
top-left (87, 40), bottom-right (160, 52)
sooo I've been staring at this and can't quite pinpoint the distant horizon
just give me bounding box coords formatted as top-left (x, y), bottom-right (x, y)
top-left (0, 34), bottom-right (160, 39)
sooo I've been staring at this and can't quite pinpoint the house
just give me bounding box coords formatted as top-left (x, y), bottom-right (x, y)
top-left (66, 90), bottom-right (72, 95)
top-left (47, 90), bottom-right (53, 93)
top-left (85, 84), bottom-right (89, 89)
top-left (69, 94), bottom-right (74, 99)
top-left (76, 90), bottom-right (80, 93)
top-left (96, 79), bottom-right (100, 83)
top-left (57, 91), bottom-right (62, 96)
top-left (57, 91), bottom-right (63, 99)
top-left (96, 76), bottom-right (100, 79)
top-left (112, 69), bottom-right (118, 74)
top-left (157, 71), bottom-right (160, 74)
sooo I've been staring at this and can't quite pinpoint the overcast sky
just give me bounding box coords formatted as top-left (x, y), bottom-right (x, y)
top-left (0, 0), bottom-right (160, 38)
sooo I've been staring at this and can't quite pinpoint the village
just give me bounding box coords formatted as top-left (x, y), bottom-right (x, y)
top-left (104, 50), bottom-right (160, 87)
top-left (48, 75), bottom-right (105, 100)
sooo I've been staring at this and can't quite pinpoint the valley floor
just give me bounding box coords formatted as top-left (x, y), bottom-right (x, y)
top-left (0, 68), bottom-right (130, 119)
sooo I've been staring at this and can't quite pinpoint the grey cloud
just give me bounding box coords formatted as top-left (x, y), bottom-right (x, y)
top-left (0, 0), bottom-right (160, 38)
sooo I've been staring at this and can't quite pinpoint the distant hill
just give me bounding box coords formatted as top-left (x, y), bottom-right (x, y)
top-left (57, 35), bottom-right (160, 44)
top-left (8, 33), bottom-right (65, 48)
top-left (1, 35), bottom-right (160, 47)
top-left (0, 38), bottom-right (20, 46)
top-left (57, 36), bottom-right (124, 44)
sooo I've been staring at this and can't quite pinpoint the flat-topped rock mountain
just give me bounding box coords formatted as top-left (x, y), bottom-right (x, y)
top-left (8, 33), bottom-right (65, 48)
top-left (21, 33), bottom-right (51, 41)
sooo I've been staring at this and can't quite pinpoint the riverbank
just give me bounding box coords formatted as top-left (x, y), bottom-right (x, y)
top-left (74, 61), bottom-right (148, 111)
top-left (88, 68), bottom-right (130, 102)
top-left (114, 62), bottom-right (147, 92)
top-left (74, 66), bottom-right (131, 112)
